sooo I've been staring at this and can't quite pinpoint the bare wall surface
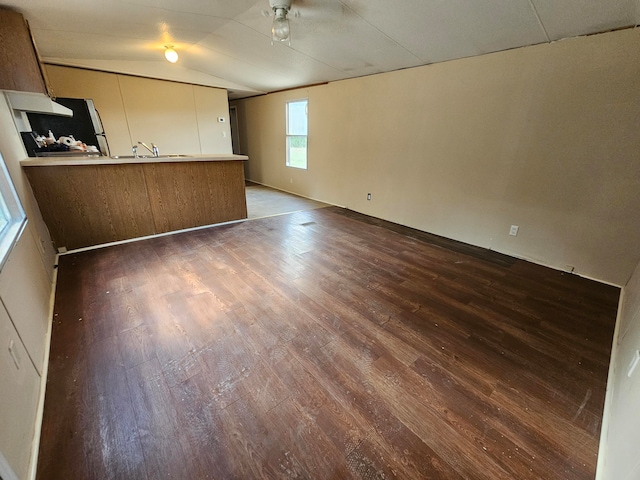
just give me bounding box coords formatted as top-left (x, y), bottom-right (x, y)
top-left (233, 28), bottom-right (640, 286)
top-left (45, 65), bottom-right (232, 156)
top-left (598, 259), bottom-right (640, 479)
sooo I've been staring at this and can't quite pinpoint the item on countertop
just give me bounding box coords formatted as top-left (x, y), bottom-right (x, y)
top-left (21, 130), bottom-right (100, 156)
top-left (56, 134), bottom-right (99, 153)
top-left (57, 135), bottom-right (76, 146)
top-left (34, 134), bottom-right (47, 147)
top-left (45, 130), bottom-right (56, 145)
top-left (45, 142), bottom-right (70, 152)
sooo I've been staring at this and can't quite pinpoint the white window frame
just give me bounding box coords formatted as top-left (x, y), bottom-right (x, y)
top-left (0, 152), bottom-right (26, 271)
top-left (285, 98), bottom-right (308, 170)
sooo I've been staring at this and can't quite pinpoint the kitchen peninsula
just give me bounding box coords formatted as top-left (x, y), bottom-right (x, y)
top-left (22, 154), bottom-right (248, 250)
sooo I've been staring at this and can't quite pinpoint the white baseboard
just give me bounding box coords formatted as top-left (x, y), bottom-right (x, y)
top-left (594, 288), bottom-right (625, 479)
top-left (27, 254), bottom-right (59, 480)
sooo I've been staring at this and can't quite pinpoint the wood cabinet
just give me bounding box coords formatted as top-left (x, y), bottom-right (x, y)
top-left (23, 157), bottom-right (248, 250)
top-left (0, 8), bottom-right (49, 94)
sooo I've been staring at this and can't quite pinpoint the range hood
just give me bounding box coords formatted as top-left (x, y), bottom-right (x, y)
top-left (4, 90), bottom-right (72, 116)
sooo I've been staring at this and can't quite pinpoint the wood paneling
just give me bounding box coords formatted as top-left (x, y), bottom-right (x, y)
top-left (0, 8), bottom-right (47, 94)
top-left (23, 160), bottom-right (247, 250)
top-left (24, 164), bottom-right (154, 250)
top-left (143, 161), bottom-right (247, 233)
top-left (37, 206), bottom-right (619, 480)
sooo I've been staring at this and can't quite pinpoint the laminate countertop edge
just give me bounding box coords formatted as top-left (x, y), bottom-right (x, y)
top-left (20, 154), bottom-right (249, 167)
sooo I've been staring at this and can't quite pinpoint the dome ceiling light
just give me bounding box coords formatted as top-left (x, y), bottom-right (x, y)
top-left (269, 0), bottom-right (293, 44)
top-left (164, 45), bottom-right (178, 63)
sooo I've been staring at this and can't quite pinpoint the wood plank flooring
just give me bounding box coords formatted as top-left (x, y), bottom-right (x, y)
top-left (37, 206), bottom-right (619, 480)
top-left (245, 183), bottom-right (329, 219)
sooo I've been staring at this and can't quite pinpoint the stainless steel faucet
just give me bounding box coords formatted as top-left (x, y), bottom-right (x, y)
top-left (138, 141), bottom-right (159, 157)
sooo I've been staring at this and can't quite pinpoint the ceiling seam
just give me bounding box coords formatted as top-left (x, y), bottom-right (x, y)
top-left (189, 16), bottom-right (346, 79)
top-left (334, 0), bottom-right (424, 63)
top-left (194, 34), bottom-right (333, 79)
top-left (527, 0), bottom-right (551, 43)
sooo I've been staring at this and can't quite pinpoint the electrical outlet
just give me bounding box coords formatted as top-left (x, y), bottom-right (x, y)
top-left (367, 193), bottom-right (371, 201)
top-left (509, 225), bottom-right (519, 236)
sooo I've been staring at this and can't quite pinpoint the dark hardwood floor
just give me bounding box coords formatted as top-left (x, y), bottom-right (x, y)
top-left (37, 206), bottom-right (619, 479)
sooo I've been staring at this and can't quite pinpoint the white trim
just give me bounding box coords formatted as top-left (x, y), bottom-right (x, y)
top-left (59, 218), bottom-right (247, 255)
top-left (58, 189), bottom-right (338, 256)
top-left (0, 152), bottom-right (27, 272)
top-left (245, 179), bottom-right (343, 209)
top-left (27, 254), bottom-right (59, 480)
top-left (595, 288), bottom-right (625, 479)
top-left (285, 98), bottom-right (308, 169)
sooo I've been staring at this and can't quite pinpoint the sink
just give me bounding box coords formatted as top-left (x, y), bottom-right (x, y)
top-left (111, 154), bottom-right (192, 159)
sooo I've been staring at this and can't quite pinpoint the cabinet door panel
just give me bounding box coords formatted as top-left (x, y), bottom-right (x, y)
top-left (0, 8), bottom-right (47, 93)
top-left (0, 227), bottom-right (51, 374)
top-left (0, 301), bottom-right (41, 480)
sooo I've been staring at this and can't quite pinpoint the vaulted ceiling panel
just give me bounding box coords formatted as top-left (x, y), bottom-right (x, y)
top-left (121, 0), bottom-right (259, 18)
top-left (530, 0), bottom-right (638, 40)
top-left (339, 0), bottom-right (548, 63)
top-left (196, 24), bottom-right (344, 89)
top-left (1, 0), bottom-right (637, 97)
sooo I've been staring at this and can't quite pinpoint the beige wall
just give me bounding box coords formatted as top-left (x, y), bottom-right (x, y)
top-left (0, 92), bottom-right (55, 479)
top-left (597, 259), bottom-right (640, 479)
top-left (232, 28), bottom-right (640, 287)
top-left (45, 65), bottom-right (232, 156)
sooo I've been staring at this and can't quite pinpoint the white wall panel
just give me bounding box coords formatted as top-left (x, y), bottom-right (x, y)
top-left (0, 300), bottom-right (41, 480)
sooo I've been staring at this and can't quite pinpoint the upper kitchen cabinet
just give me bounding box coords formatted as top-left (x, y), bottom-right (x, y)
top-left (0, 8), bottom-right (49, 95)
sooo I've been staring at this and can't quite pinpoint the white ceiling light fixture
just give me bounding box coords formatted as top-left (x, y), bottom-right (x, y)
top-left (269, 0), bottom-right (292, 44)
top-left (164, 45), bottom-right (178, 63)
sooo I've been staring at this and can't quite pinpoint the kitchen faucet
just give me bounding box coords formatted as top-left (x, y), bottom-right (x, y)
top-left (137, 141), bottom-right (159, 157)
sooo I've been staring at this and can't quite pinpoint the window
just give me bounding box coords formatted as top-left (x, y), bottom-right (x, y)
top-left (286, 99), bottom-right (308, 169)
top-left (0, 153), bottom-right (26, 270)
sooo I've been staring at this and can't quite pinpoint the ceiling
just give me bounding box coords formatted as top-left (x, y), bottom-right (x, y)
top-left (3, 0), bottom-right (639, 99)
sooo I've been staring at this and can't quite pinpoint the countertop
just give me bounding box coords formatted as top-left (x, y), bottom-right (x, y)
top-left (20, 153), bottom-right (248, 167)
